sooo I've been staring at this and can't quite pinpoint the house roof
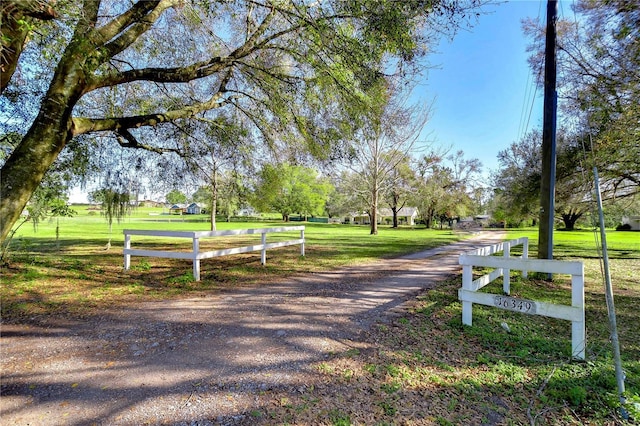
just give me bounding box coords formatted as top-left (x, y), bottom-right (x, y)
top-left (379, 207), bottom-right (418, 217)
top-left (349, 207), bottom-right (418, 217)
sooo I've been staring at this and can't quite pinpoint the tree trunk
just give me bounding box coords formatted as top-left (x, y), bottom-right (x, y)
top-left (424, 207), bottom-right (434, 229)
top-left (0, 101), bottom-right (76, 243)
top-left (0, 37), bottom-right (86, 243)
top-left (55, 217), bottom-right (60, 251)
top-left (210, 170), bottom-right (218, 231)
top-left (561, 210), bottom-right (582, 230)
top-left (209, 198), bottom-right (217, 231)
top-left (562, 215), bottom-right (575, 230)
top-left (370, 197), bottom-right (378, 235)
top-left (390, 191), bottom-right (404, 229)
top-left (391, 206), bottom-right (399, 228)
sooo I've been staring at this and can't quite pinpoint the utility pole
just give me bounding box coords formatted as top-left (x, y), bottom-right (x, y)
top-left (538, 0), bottom-right (558, 261)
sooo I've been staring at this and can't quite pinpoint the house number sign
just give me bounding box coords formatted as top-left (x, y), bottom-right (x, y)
top-left (494, 295), bottom-right (537, 314)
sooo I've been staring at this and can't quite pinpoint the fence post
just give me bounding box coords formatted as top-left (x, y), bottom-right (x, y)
top-left (192, 236), bottom-right (200, 281)
top-left (503, 240), bottom-right (511, 295)
top-left (124, 232), bottom-right (131, 270)
top-left (571, 268), bottom-right (586, 360)
top-left (300, 228), bottom-right (305, 256)
top-left (461, 263), bottom-right (473, 326)
top-left (261, 232), bottom-right (267, 265)
top-left (459, 238), bottom-right (586, 360)
top-left (522, 237), bottom-right (529, 278)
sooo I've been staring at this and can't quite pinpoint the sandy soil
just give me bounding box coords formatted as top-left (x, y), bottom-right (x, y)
top-left (1, 231), bottom-right (505, 425)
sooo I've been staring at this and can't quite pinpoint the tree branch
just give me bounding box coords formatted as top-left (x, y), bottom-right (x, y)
top-left (92, 0), bottom-right (161, 47)
top-left (0, 0), bottom-right (57, 93)
top-left (239, 4), bottom-right (276, 55)
top-left (73, 84), bottom-right (236, 136)
top-left (85, 4), bottom-right (303, 93)
top-left (0, 0), bottom-right (57, 20)
top-left (86, 56), bottom-right (228, 92)
top-left (115, 128), bottom-right (179, 154)
top-left (235, 58), bottom-right (307, 85)
top-left (74, 0), bottom-right (100, 36)
top-left (97, 0), bottom-right (178, 62)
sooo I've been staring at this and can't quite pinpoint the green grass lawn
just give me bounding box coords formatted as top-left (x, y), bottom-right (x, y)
top-left (2, 212), bottom-right (638, 424)
top-left (270, 228), bottom-right (638, 425)
top-left (1, 209), bottom-right (462, 317)
top-left (505, 227), bottom-right (640, 260)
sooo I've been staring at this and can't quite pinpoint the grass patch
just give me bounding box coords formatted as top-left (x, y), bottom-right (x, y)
top-left (259, 230), bottom-right (639, 425)
top-left (1, 216), bottom-right (460, 319)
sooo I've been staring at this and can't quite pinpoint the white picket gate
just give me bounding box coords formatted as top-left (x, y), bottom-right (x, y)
top-left (124, 226), bottom-right (305, 281)
top-left (458, 237), bottom-right (586, 360)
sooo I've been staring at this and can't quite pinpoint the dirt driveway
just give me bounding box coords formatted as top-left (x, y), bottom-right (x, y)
top-left (1, 231), bottom-right (504, 425)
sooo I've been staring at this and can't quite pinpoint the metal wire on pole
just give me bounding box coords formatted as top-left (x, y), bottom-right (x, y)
top-left (593, 167), bottom-right (628, 420)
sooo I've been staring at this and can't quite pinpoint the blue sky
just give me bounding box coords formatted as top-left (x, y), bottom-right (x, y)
top-left (415, 0), bottom-right (554, 178)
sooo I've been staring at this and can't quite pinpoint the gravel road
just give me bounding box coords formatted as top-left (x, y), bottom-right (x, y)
top-left (1, 231), bottom-right (505, 425)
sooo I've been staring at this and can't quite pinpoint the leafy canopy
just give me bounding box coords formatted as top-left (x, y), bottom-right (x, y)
top-left (252, 163), bottom-right (332, 220)
top-left (0, 0), bottom-right (486, 242)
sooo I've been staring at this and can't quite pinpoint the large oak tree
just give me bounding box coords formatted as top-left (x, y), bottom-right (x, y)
top-left (0, 0), bottom-right (485, 243)
top-left (492, 129), bottom-right (593, 230)
top-left (347, 86), bottom-right (430, 235)
top-left (523, 0), bottom-right (639, 205)
top-left (252, 162), bottom-right (331, 221)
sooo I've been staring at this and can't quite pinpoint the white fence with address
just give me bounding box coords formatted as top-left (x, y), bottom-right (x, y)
top-left (124, 226), bottom-right (305, 281)
top-left (458, 237), bottom-right (586, 360)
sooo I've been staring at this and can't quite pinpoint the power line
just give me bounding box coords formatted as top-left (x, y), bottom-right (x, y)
top-left (517, 0), bottom-right (544, 142)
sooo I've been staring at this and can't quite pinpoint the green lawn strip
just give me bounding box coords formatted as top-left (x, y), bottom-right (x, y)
top-left (2, 215), bottom-right (461, 319)
top-left (504, 228), bottom-right (640, 260)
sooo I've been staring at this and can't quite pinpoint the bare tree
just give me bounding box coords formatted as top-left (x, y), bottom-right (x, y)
top-left (180, 118), bottom-right (251, 230)
top-left (349, 87), bottom-right (431, 234)
top-left (384, 154), bottom-right (416, 228)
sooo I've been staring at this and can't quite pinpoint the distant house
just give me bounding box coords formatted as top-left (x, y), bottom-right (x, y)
top-left (379, 207), bottom-right (419, 226)
top-left (346, 207), bottom-right (419, 226)
top-left (169, 204), bottom-right (188, 215)
top-left (237, 207), bottom-right (257, 216)
top-left (348, 211), bottom-right (370, 225)
top-left (186, 203), bottom-right (206, 215)
top-left (138, 199), bottom-right (163, 208)
top-left (622, 216), bottom-right (640, 231)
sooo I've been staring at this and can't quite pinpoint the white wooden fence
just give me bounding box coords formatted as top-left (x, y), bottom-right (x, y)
top-left (458, 237), bottom-right (586, 360)
top-left (123, 226), bottom-right (305, 281)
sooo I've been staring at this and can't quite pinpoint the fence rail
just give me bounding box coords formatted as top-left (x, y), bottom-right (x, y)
top-left (124, 226), bottom-right (305, 281)
top-left (458, 237), bottom-right (586, 360)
